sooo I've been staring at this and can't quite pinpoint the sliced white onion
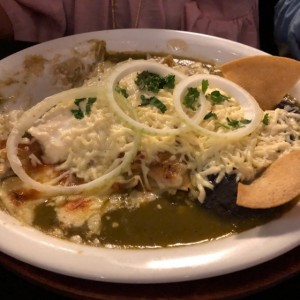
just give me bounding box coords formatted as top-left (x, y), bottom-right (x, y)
top-left (6, 86), bottom-right (140, 195)
top-left (173, 74), bottom-right (263, 139)
top-left (107, 60), bottom-right (189, 135)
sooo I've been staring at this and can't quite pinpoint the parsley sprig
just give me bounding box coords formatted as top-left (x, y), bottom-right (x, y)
top-left (71, 97), bottom-right (97, 119)
top-left (135, 71), bottom-right (175, 93)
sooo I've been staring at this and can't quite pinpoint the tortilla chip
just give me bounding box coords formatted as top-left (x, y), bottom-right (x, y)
top-left (221, 55), bottom-right (300, 110)
top-left (237, 151), bottom-right (300, 208)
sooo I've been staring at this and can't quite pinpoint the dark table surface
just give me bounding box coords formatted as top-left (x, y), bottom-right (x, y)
top-left (0, 39), bottom-right (299, 300)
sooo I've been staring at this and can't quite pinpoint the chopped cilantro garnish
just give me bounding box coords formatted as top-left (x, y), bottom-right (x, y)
top-left (115, 85), bottom-right (129, 98)
top-left (71, 97), bottom-right (97, 119)
top-left (216, 122), bottom-right (230, 130)
top-left (207, 90), bottom-right (230, 105)
top-left (240, 119), bottom-right (251, 124)
top-left (71, 108), bottom-right (84, 120)
top-left (183, 87), bottom-right (200, 111)
top-left (204, 111), bottom-right (217, 120)
top-left (201, 79), bottom-right (209, 94)
top-left (262, 113), bottom-right (270, 125)
top-left (163, 74), bottom-right (176, 89)
top-left (74, 98), bottom-right (86, 106)
top-left (135, 71), bottom-right (160, 92)
top-left (85, 97), bottom-right (97, 115)
top-left (226, 118), bottom-right (240, 129)
top-left (135, 71), bottom-right (175, 93)
top-left (215, 118), bottom-right (252, 130)
top-left (139, 95), bottom-right (167, 113)
top-left (226, 118), bottom-right (252, 129)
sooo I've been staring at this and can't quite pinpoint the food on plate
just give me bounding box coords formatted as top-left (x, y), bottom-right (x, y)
top-left (0, 46), bottom-right (299, 248)
top-left (221, 55), bottom-right (300, 110)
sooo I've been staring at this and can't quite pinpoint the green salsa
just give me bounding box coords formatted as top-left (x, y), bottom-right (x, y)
top-left (33, 191), bottom-right (296, 249)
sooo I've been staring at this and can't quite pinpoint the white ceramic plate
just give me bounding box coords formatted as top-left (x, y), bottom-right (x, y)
top-left (0, 29), bottom-right (299, 284)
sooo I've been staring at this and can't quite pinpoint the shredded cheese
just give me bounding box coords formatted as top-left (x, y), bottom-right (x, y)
top-left (2, 59), bottom-right (300, 204)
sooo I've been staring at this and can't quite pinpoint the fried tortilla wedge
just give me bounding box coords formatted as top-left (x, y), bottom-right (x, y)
top-left (237, 150), bottom-right (300, 209)
top-left (221, 55), bottom-right (300, 110)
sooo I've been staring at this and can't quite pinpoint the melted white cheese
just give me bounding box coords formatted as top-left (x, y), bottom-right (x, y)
top-left (27, 86), bottom-right (137, 183)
